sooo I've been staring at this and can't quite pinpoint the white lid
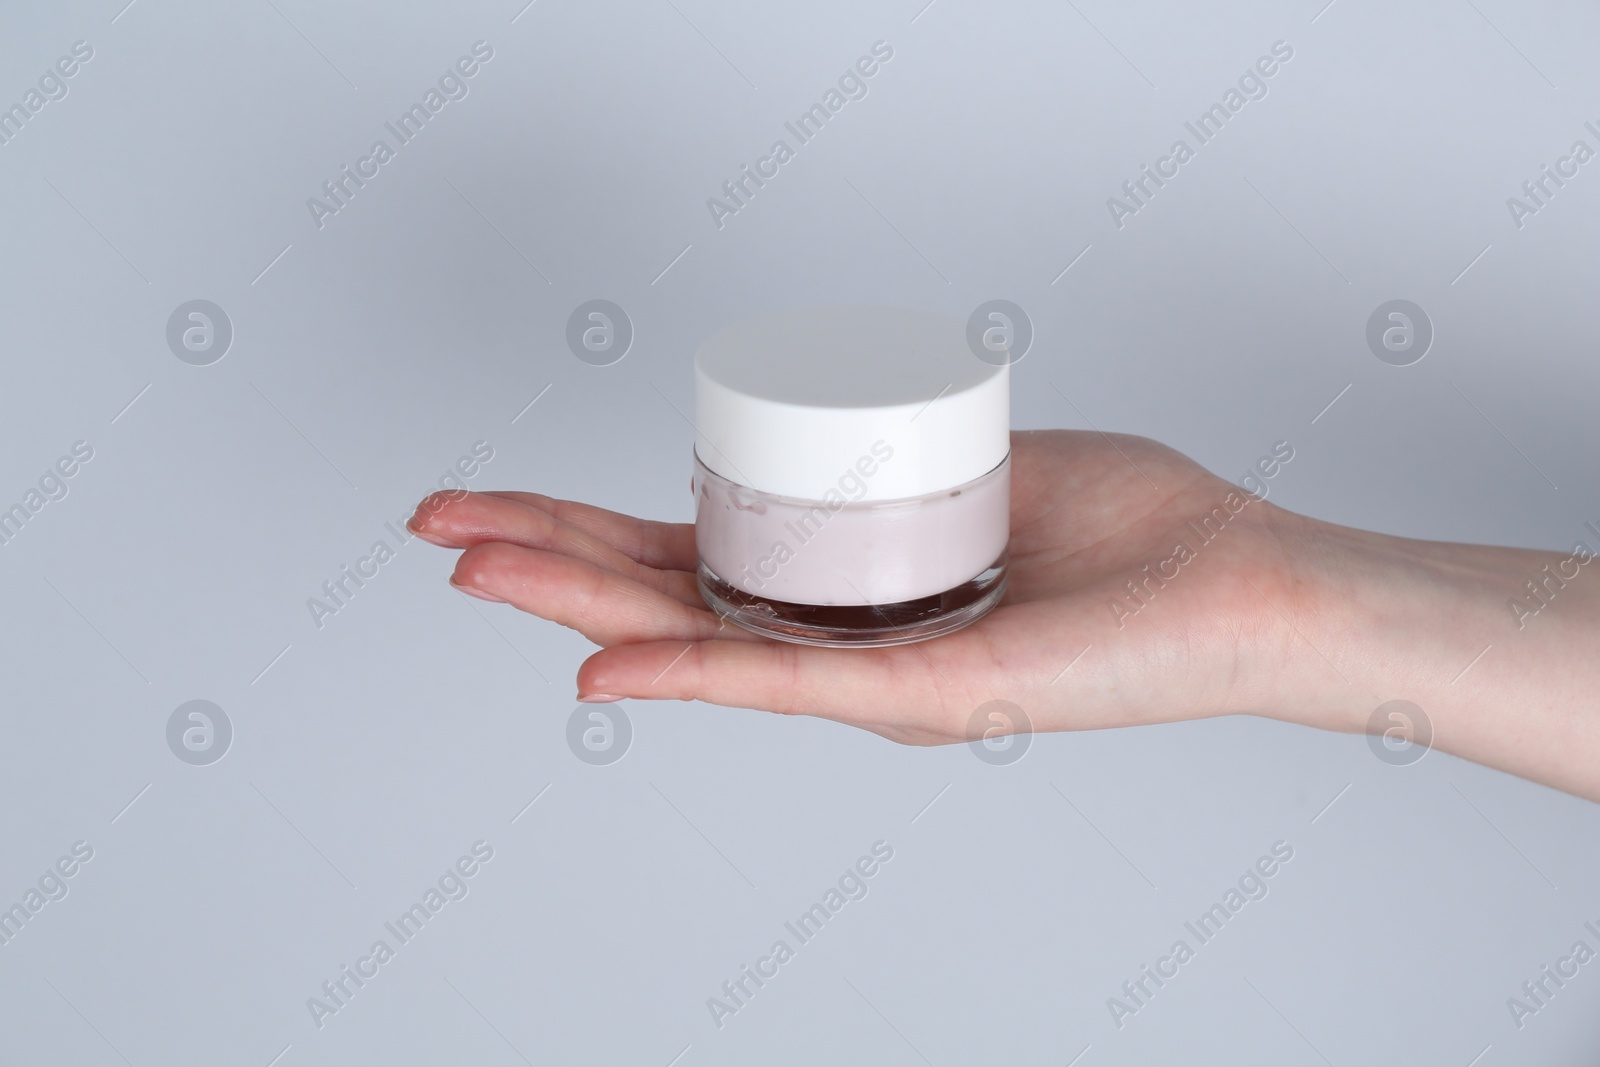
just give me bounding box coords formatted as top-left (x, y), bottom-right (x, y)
top-left (693, 306), bottom-right (1010, 501)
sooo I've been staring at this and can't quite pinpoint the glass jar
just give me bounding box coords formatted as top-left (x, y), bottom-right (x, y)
top-left (691, 306), bottom-right (1011, 647)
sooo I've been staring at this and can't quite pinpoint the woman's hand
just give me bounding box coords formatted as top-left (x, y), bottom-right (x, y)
top-left (409, 430), bottom-right (1600, 801)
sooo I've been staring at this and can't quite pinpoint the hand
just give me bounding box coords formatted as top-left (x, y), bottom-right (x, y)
top-left (410, 431), bottom-right (1315, 739)
top-left (409, 430), bottom-right (1600, 801)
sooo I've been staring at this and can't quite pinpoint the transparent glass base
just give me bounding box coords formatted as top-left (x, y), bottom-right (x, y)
top-left (697, 554), bottom-right (1007, 648)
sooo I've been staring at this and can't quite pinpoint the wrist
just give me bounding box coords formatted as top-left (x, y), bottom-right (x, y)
top-left (1272, 513), bottom-right (1600, 799)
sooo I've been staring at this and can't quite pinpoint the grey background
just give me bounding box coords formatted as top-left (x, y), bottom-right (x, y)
top-left (3, 0), bottom-right (1599, 1063)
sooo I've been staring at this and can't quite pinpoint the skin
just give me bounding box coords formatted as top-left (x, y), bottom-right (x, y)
top-left (410, 430), bottom-right (1600, 803)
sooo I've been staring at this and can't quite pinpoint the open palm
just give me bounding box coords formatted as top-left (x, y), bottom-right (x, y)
top-left (412, 430), bottom-right (1309, 745)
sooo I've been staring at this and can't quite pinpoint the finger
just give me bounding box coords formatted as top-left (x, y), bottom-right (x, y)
top-left (412, 491), bottom-right (702, 607)
top-left (452, 541), bottom-right (759, 648)
top-left (574, 637), bottom-right (975, 740)
top-left (479, 491), bottom-right (698, 572)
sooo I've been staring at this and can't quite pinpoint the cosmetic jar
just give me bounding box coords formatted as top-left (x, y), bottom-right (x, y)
top-left (692, 305), bottom-right (1010, 647)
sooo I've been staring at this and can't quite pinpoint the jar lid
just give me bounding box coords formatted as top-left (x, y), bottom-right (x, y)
top-left (693, 305), bottom-right (1010, 501)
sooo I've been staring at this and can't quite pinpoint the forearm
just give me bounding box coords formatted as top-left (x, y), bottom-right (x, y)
top-left (1274, 515), bottom-right (1600, 801)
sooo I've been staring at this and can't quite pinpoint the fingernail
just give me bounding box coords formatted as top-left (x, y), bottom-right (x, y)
top-left (409, 524), bottom-right (464, 549)
top-left (578, 693), bottom-right (624, 702)
top-left (450, 577), bottom-right (507, 603)
top-left (409, 490), bottom-right (466, 524)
